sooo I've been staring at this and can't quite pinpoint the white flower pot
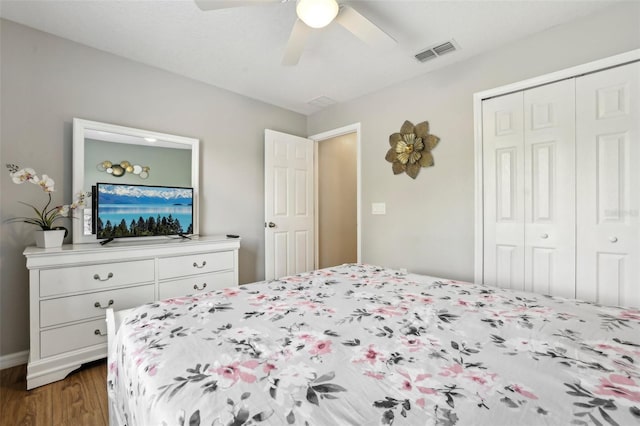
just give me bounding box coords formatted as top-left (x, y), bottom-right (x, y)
top-left (34, 229), bottom-right (66, 248)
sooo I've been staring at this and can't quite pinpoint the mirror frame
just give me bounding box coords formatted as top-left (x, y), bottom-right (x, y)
top-left (72, 118), bottom-right (200, 244)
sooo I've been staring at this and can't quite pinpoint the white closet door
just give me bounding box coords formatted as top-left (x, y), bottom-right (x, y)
top-left (482, 92), bottom-right (525, 290)
top-left (523, 79), bottom-right (576, 298)
top-left (576, 62), bottom-right (640, 308)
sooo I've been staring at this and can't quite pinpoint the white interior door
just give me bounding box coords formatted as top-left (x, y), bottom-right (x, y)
top-left (482, 91), bottom-right (525, 290)
top-left (576, 62), bottom-right (640, 307)
top-left (264, 129), bottom-right (314, 280)
top-left (523, 79), bottom-right (576, 298)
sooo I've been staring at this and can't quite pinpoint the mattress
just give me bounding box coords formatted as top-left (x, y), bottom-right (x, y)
top-left (108, 264), bottom-right (640, 425)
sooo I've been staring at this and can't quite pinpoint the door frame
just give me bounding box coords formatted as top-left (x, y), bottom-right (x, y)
top-left (473, 49), bottom-right (640, 285)
top-left (308, 123), bottom-right (362, 266)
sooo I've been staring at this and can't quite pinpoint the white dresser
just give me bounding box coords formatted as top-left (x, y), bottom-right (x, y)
top-left (23, 235), bottom-right (240, 389)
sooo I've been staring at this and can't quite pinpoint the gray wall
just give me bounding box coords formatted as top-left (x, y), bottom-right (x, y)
top-left (0, 19), bottom-right (306, 357)
top-left (1, 2), bottom-right (639, 360)
top-left (308, 2), bottom-right (640, 281)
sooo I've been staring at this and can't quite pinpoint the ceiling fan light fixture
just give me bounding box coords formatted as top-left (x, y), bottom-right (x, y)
top-left (296, 0), bottom-right (339, 29)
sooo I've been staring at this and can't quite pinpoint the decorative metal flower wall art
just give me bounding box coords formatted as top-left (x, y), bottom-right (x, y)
top-left (97, 160), bottom-right (150, 179)
top-left (385, 120), bottom-right (440, 179)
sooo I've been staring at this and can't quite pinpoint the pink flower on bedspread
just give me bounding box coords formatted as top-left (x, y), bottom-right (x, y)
top-left (309, 340), bottom-right (332, 356)
top-left (619, 310), bottom-right (640, 321)
top-left (146, 364), bottom-right (158, 376)
top-left (296, 300), bottom-right (321, 311)
top-left (364, 370), bottom-right (385, 380)
top-left (439, 363), bottom-right (464, 378)
top-left (211, 359), bottom-right (259, 386)
top-left (509, 384), bottom-right (538, 400)
top-left (223, 288), bottom-right (239, 297)
top-left (394, 368), bottom-right (438, 409)
top-left (352, 344), bottom-right (387, 366)
top-left (400, 335), bottom-right (426, 352)
top-left (595, 375), bottom-right (640, 402)
top-left (370, 304), bottom-right (407, 317)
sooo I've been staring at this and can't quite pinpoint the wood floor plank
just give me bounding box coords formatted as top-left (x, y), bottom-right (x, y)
top-left (51, 363), bottom-right (105, 426)
top-left (0, 361), bottom-right (107, 426)
top-left (0, 365), bottom-right (52, 426)
top-left (86, 361), bottom-right (109, 425)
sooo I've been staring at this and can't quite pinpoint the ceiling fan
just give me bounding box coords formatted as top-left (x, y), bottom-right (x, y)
top-left (194, 0), bottom-right (396, 66)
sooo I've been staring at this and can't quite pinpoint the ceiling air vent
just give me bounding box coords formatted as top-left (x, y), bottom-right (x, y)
top-left (307, 96), bottom-right (337, 108)
top-left (414, 39), bottom-right (459, 63)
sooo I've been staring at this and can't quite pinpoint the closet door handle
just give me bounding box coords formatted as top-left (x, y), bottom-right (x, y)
top-left (94, 329), bottom-right (107, 337)
top-left (94, 299), bottom-right (114, 309)
top-left (193, 261), bottom-right (207, 269)
top-left (610, 236), bottom-right (618, 243)
top-left (540, 233), bottom-right (549, 239)
top-left (93, 272), bottom-right (114, 281)
top-left (193, 283), bottom-right (207, 291)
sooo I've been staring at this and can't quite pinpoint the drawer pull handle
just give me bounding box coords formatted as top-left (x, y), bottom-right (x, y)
top-left (94, 299), bottom-right (114, 309)
top-left (94, 329), bottom-right (107, 337)
top-left (193, 261), bottom-right (207, 269)
top-left (93, 272), bottom-right (114, 281)
top-left (193, 283), bottom-right (207, 291)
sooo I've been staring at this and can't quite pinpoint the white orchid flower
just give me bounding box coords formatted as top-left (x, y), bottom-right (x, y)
top-left (6, 164), bottom-right (91, 230)
top-left (37, 174), bottom-right (55, 192)
top-left (57, 205), bottom-right (70, 217)
top-left (11, 168), bottom-right (38, 184)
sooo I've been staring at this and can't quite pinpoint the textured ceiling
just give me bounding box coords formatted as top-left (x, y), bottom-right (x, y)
top-left (0, 0), bottom-right (623, 115)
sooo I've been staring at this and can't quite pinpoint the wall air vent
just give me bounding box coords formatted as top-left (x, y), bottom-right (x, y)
top-left (414, 39), bottom-right (459, 63)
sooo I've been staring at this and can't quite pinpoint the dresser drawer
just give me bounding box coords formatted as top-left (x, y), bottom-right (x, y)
top-left (40, 259), bottom-right (154, 297)
top-left (40, 318), bottom-right (108, 358)
top-left (159, 251), bottom-right (234, 280)
top-left (40, 284), bottom-right (154, 328)
top-left (159, 271), bottom-right (236, 300)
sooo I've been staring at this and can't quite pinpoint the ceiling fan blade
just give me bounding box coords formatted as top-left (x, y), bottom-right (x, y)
top-left (282, 19), bottom-right (312, 66)
top-left (335, 5), bottom-right (395, 48)
top-left (194, 0), bottom-right (281, 11)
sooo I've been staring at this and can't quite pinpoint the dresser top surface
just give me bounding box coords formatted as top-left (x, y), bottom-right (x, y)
top-left (23, 235), bottom-right (240, 259)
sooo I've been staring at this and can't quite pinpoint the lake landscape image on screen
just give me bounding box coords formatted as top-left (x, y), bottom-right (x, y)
top-left (96, 183), bottom-right (193, 238)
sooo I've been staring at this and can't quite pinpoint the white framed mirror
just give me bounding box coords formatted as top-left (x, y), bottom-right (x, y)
top-left (72, 118), bottom-right (199, 244)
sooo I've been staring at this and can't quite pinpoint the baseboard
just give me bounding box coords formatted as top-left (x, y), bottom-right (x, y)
top-left (0, 350), bottom-right (29, 370)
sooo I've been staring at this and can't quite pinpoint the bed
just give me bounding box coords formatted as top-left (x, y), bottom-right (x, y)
top-left (107, 263), bottom-right (640, 425)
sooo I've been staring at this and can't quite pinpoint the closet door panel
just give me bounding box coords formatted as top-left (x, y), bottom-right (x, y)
top-left (482, 92), bottom-right (525, 290)
top-left (524, 79), bottom-right (576, 298)
top-left (576, 62), bottom-right (640, 308)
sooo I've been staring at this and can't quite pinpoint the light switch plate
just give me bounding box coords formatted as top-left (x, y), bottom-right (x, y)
top-left (371, 202), bottom-right (386, 215)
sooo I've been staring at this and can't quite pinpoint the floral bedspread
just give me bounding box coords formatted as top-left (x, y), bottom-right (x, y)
top-left (108, 264), bottom-right (640, 425)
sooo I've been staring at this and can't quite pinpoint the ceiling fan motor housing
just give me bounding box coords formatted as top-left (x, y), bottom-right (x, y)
top-left (296, 0), bottom-right (339, 28)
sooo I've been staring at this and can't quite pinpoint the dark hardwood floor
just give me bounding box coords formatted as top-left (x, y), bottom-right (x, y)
top-left (0, 360), bottom-right (108, 426)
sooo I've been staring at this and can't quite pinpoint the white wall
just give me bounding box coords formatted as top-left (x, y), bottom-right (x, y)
top-left (0, 19), bottom-right (306, 357)
top-left (307, 2), bottom-right (640, 281)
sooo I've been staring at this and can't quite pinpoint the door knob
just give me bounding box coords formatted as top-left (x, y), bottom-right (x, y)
top-left (540, 233), bottom-right (549, 239)
top-left (267, 222), bottom-right (276, 228)
top-left (610, 236), bottom-right (618, 243)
